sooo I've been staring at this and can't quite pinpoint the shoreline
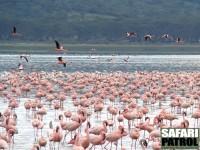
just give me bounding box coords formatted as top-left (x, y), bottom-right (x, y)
top-left (1, 43), bottom-right (200, 55)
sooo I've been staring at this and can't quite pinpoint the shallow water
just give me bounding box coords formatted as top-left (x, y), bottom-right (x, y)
top-left (0, 54), bottom-right (200, 150)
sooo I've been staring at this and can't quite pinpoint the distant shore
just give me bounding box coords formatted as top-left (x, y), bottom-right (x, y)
top-left (1, 42), bottom-right (200, 55)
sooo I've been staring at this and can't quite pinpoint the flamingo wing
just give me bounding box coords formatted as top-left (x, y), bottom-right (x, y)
top-left (55, 40), bottom-right (60, 49)
top-left (24, 57), bottom-right (28, 62)
top-left (20, 56), bottom-right (28, 62)
top-left (130, 32), bottom-right (136, 36)
top-left (13, 27), bottom-right (16, 33)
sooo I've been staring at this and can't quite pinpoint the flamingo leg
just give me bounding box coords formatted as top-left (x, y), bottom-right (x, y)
top-left (135, 139), bottom-right (137, 149)
top-left (131, 139), bottom-right (133, 149)
top-left (89, 145), bottom-right (93, 150)
top-left (104, 141), bottom-right (110, 149)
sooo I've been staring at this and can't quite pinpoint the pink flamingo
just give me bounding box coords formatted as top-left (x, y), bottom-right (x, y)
top-left (130, 129), bottom-right (140, 149)
top-left (89, 120), bottom-right (108, 135)
top-left (191, 110), bottom-right (200, 127)
top-left (104, 126), bottom-right (126, 150)
top-left (63, 118), bottom-right (82, 142)
top-left (0, 139), bottom-right (8, 149)
top-left (72, 132), bottom-right (85, 150)
top-left (38, 136), bottom-right (47, 149)
top-left (68, 122), bottom-right (90, 149)
top-left (89, 131), bottom-right (106, 150)
top-left (51, 126), bottom-right (63, 150)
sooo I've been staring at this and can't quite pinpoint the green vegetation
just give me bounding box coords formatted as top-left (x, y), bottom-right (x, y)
top-left (1, 42), bottom-right (200, 55)
top-left (1, 1), bottom-right (200, 43)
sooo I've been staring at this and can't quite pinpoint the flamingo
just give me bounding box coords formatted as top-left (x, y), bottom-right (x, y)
top-left (57, 57), bottom-right (66, 67)
top-left (151, 137), bottom-right (161, 150)
top-left (130, 129), bottom-right (140, 149)
top-left (126, 32), bottom-right (137, 37)
top-left (89, 131), bottom-right (106, 150)
top-left (104, 126), bottom-right (127, 150)
top-left (89, 120), bottom-right (108, 135)
top-left (38, 136), bottom-right (47, 149)
top-left (175, 37), bottom-right (183, 43)
top-left (18, 63), bottom-right (24, 70)
top-left (191, 110), bottom-right (200, 127)
top-left (20, 55), bottom-right (29, 62)
top-left (0, 139), bottom-right (8, 149)
top-left (0, 129), bottom-right (15, 143)
top-left (68, 122), bottom-right (90, 149)
top-left (163, 113), bottom-right (178, 126)
top-left (124, 56), bottom-right (129, 62)
top-left (51, 126), bottom-right (63, 150)
top-left (72, 133), bottom-right (85, 150)
top-left (149, 129), bottom-right (160, 142)
top-left (0, 118), bottom-right (18, 144)
top-left (117, 111), bottom-right (124, 125)
top-left (55, 40), bottom-right (63, 51)
top-left (144, 35), bottom-right (155, 41)
top-left (63, 118), bottom-right (82, 142)
top-left (162, 34), bottom-right (172, 39)
top-left (12, 26), bottom-right (22, 36)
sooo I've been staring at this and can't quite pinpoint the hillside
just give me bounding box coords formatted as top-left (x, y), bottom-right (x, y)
top-left (1, 0), bottom-right (200, 43)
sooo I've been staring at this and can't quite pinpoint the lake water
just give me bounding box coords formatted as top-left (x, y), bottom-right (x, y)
top-left (1, 54), bottom-right (200, 73)
top-left (0, 54), bottom-right (199, 150)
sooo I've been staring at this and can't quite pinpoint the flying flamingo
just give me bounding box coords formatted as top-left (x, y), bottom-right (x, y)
top-left (124, 56), bottom-right (129, 62)
top-left (18, 63), bottom-right (24, 70)
top-left (175, 37), bottom-right (184, 43)
top-left (12, 26), bottom-right (22, 36)
top-left (55, 40), bottom-right (64, 51)
top-left (162, 34), bottom-right (172, 39)
top-left (20, 55), bottom-right (29, 62)
top-left (144, 35), bottom-right (155, 41)
top-left (57, 57), bottom-right (66, 67)
top-left (126, 32), bottom-right (137, 37)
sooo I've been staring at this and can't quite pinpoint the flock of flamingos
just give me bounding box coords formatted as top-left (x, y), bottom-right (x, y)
top-left (0, 26), bottom-right (198, 150)
top-left (0, 69), bottom-right (200, 150)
